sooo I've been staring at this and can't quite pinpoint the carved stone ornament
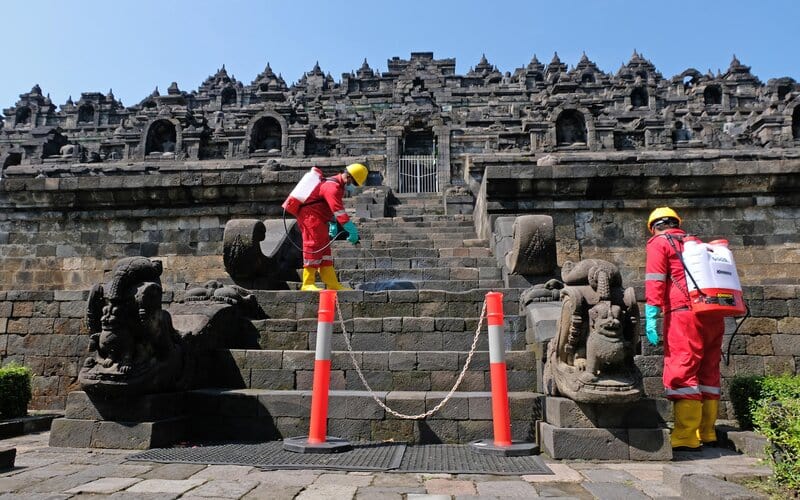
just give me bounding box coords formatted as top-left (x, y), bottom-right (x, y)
top-left (542, 259), bottom-right (643, 403)
top-left (79, 257), bottom-right (263, 398)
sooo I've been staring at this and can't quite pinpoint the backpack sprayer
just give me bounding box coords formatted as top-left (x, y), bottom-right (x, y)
top-left (281, 167), bottom-right (356, 254)
top-left (666, 234), bottom-right (749, 364)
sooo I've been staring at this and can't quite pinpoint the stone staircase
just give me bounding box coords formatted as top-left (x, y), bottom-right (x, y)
top-left (387, 192), bottom-right (446, 217)
top-left (188, 191), bottom-right (539, 444)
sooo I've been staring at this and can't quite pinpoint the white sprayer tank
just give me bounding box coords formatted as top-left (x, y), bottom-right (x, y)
top-left (282, 167), bottom-right (323, 216)
top-left (681, 237), bottom-right (746, 317)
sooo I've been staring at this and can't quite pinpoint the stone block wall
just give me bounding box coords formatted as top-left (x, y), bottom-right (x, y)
top-left (3, 151), bottom-right (800, 412)
top-left (2, 284), bottom-right (797, 411)
top-left (635, 284), bottom-right (800, 419)
top-left (474, 151), bottom-right (800, 289)
top-left (0, 164), bottom-right (297, 291)
top-left (556, 203), bottom-right (800, 287)
top-left (0, 290), bottom-right (90, 409)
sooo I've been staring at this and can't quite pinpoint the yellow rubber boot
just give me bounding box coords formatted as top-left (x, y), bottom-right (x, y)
top-left (300, 267), bottom-right (321, 291)
top-left (319, 266), bottom-right (351, 291)
top-left (672, 399), bottom-right (702, 450)
top-left (698, 399), bottom-right (719, 444)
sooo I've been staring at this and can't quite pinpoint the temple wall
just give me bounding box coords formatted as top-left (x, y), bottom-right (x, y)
top-left (1, 286), bottom-right (797, 413)
top-left (1, 152), bottom-right (799, 411)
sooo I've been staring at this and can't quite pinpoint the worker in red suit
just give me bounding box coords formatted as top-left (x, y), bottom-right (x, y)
top-left (297, 163), bottom-right (368, 291)
top-left (644, 207), bottom-right (725, 451)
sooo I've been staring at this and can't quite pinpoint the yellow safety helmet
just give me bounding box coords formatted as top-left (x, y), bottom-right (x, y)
top-left (345, 163), bottom-right (368, 186)
top-left (647, 207), bottom-right (682, 233)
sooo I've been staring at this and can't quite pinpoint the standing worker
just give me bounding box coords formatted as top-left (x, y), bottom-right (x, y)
top-left (296, 163), bottom-right (368, 291)
top-left (644, 207), bottom-right (725, 451)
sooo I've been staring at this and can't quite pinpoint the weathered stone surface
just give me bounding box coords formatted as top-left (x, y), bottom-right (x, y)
top-left (524, 302), bottom-right (561, 344)
top-left (583, 482), bottom-right (651, 500)
top-left (538, 259), bottom-right (642, 404)
top-left (680, 474), bottom-right (767, 500)
top-left (48, 418), bottom-right (94, 448)
top-left (64, 391), bottom-right (186, 421)
top-left (628, 428), bottom-right (672, 461)
top-left (506, 215), bottom-right (556, 275)
top-left (721, 429), bottom-right (769, 460)
top-left (772, 334), bottom-right (800, 356)
top-left (539, 423), bottom-right (629, 460)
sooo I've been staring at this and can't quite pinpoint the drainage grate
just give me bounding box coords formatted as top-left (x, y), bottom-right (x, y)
top-left (397, 444), bottom-right (552, 476)
top-left (128, 442), bottom-right (405, 471)
top-left (128, 442), bottom-right (552, 475)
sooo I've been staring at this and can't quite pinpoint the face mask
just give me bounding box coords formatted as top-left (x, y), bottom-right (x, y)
top-left (345, 184), bottom-right (357, 195)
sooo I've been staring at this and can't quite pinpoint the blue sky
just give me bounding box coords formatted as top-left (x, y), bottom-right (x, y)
top-left (1, 0), bottom-right (798, 108)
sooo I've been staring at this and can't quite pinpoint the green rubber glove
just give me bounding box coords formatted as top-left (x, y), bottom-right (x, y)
top-left (342, 221), bottom-right (359, 245)
top-left (328, 221), bottom-right (338, 239)
top-left (644, 304), bottom-right (663, 346)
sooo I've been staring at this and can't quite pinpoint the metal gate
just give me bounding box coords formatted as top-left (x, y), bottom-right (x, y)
top-left (398, 155), bottom-right (438, 193)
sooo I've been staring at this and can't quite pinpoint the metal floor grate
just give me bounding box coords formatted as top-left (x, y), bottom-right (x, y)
top-left (129, 441), bottom-right (405, 471)
top-left (397, 444), bottom-right (552, 475)
top-left (128, 442), bottom-right (552, 475)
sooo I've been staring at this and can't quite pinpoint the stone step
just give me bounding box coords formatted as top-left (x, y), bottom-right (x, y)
top-left (332, 256), bottom-right (499, 270)
top-left (391, 207), bottom-right (445, 216)
top-left (333, 238), bottom-right (488, 250)
top-left (355, 279), bottom-right (506, 292)
top-left (214, 349), bottom-right (536, 392)
top-left (359, 230), bottom-right (478, 241)
top-left (360, 218), bottom-right (474, 228)
top-left (187, 388), bottom-right (541, 444)
top-left (250, 289), bottom-right (522, 320)
top-left (333, 246), bottom-right (492, 259)
top-left (252, 315), bottom-right (527, 351)
top-left (288, 277), bottom-right (504, 292)
top-left (361, 214), bottom-right (473, 224)
top-left (391, 192), bottom-right (444, 201)
top-left (359, 223), bottom-right (475, 238)
top-left (337, 267), bottom-right (500, 283)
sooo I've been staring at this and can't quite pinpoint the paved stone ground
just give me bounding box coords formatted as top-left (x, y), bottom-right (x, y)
top-left (0, 432), bottom-right (772, 499)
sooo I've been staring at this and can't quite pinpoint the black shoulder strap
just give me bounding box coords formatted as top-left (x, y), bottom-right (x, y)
top-left (664, 234), bottom-right (705, 298)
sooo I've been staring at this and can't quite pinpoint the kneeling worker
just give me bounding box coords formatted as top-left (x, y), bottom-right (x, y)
top-left (296, 163), bottom-right (368, 291)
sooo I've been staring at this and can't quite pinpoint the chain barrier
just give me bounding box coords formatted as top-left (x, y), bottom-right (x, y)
top-left (335, 295), bottom-right (487, 420)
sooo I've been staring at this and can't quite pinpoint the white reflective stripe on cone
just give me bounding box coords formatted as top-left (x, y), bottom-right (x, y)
top-left (488, 325), bottom-right (505, 364)
top-left (315, 322), bottom-right (333, 360)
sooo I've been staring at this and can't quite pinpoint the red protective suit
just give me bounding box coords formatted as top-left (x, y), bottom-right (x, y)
top-left (645, 228), bottom-right (725, 401)
top-left (296, 174), bottom-right (351, 269)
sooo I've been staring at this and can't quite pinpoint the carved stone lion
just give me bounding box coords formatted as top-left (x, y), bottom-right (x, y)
top-left (542, 259), bottom-right (643, 403)
top-left (79, 257), bottom-right (263, 398)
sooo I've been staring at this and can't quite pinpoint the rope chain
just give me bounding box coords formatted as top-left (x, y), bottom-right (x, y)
top-left (335, 295), bottom-right (487, 420)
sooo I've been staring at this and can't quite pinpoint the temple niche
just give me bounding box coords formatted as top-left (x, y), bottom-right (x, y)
top-left (145, 119), bottom-right (177, 156)
top-left (220, 87), bottom-right (236, 107)
top-left (630, 86), bottom-right (648, 108)
top-left (249, 116), bottom-right (282, 153)
top-left (704, 85), bottom-right (722, 105)
top-left (793, 107), bottom-right (800, 140)
top-left (15, 106), bottom-right (30, 126)
top-left (2, 152), bottom-right (22, 173)
top-left (41, 129), bottom-right (69, 158)
top-left (556, 110), bottom-right (587, 146)
top-left (77, 104), bottom-right (94, 124)
top-left (672, 120), bottom-right (692, 143)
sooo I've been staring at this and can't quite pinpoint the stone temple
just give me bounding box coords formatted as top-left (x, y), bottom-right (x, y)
top-left (0, 52), bottom-right (798, 450)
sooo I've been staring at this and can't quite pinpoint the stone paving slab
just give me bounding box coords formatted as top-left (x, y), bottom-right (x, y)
top-left (64, 476), bottom-right (142, 494)
top-left (0, 431), bottom-right (775, 499)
